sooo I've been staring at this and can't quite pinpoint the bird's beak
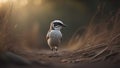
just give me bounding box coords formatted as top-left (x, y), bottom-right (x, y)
top-left (62, 24), bottom-right (67, 27)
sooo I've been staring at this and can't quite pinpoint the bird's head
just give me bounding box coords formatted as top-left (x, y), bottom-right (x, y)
top-left (50, 20), bottom-right (67, 30)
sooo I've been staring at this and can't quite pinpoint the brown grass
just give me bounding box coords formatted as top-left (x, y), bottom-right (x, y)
top-left (67, 0), bottom-right (120, 62)
top-left (0, 3), bottom-right (12, 53)
top-left (0, 2), bottom-right (40, 54)
top-left (68, 1), bottom-right (120, 50)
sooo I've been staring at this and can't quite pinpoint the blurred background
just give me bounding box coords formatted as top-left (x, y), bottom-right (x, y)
top-left (1, 0), bottom-right (98, 49)
top-left (0, 0), bottom-right (119, 51)
top-left (0, 0), bottom-right (120, 67)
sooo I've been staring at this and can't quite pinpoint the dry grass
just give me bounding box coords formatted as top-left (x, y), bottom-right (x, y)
top-left (0, 2), bottom-right (40, 54)
top-left (0, 3), bottom-right (12, 53)
top-left (67, 0), bottom-right (120, 63)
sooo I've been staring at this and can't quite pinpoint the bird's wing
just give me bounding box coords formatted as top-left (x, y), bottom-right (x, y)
top-left (46, 32), bottom-right (49, 40)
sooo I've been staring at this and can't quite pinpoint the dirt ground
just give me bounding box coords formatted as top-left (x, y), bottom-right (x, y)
top-left (0, 47), bottom-right (119, 68)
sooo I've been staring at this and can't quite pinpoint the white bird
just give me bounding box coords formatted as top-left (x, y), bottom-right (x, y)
top-left (46, 20), bottom-right (66, 53)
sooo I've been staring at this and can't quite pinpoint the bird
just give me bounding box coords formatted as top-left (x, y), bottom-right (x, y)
top-left (46, 20), bottom-right (66, 53)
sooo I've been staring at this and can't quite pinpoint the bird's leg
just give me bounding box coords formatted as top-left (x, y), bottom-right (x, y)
top-left (51, 48), bottom-right (56, 54)
top-left (54, 46), bottom-right (58, 55)
top-left (53, 48), bottom-right (56, 54)
top-left (54, 46), bottom-right (57, 53)
top-left (55, 48), bottom-right (58, 54)
top-left (50, 48), bottom-right (56, 56)
top-left (50, 47), bottom-right (58, 57)
top-left (50, 48), bottom-right (55, 54)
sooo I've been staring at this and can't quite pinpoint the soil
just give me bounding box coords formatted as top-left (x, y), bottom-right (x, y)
top-left (1, 47), bottom-right (118, 68)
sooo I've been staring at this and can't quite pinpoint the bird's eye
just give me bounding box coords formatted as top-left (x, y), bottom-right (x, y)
top-left (54, 22), bottom-right (62, 26)
top-left (54, 23), bottom-right (58, 26)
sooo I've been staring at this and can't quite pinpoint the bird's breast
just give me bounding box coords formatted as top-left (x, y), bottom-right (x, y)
top-left (47, 30), bottom-right (62, 45)
top-left (49, 30), bottom-right (62, 39)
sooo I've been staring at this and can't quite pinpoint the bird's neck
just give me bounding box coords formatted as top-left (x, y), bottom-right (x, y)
top-left (54, 28), bottom-right (61, 31)
top-left (49, 28), bottom-right (61, 32)
top-left (49, 26), bottom-right (61, 31)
